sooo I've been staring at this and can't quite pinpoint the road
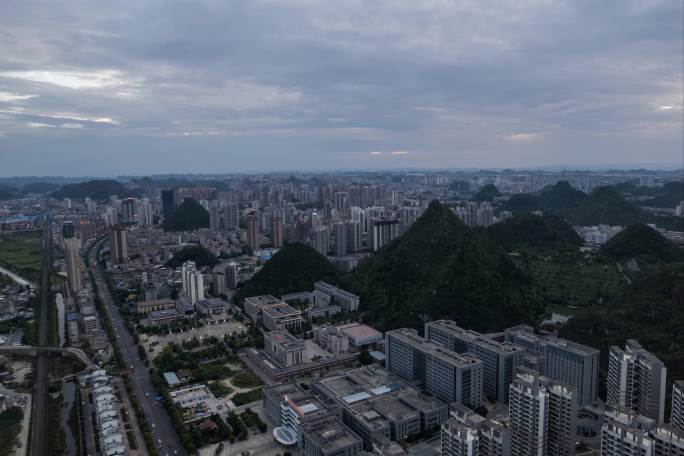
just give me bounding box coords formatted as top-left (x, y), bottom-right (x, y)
top-left (88, 237), bottom-right (186, 456)
top-left (0, 263), bottom-right (37, 288)
top-left (29, 214), bottom-right (51, 456)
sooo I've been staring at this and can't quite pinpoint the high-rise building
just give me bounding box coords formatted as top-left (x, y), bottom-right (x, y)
top-left (368, 219), bottom-right (400, 251)
top-left (601, 405), bottom-right (684, 456)
top-left (225, 262), bottom-right (239, 290)
top-left (136, 198), bottom-right (154, 226)
top-left (62, 221), bottom-right (74, 240)
top-left (246, 216), bottom-right (260, 251)
top-left (426, 320), bottom-right (524, 402)
top-left (181, 261), bottom-right (204, 304)
top-left (607, 340), bottom-right (667, 422)
top-left (505, 325), bottom-right (599, 406)
top-left (313, 227), bottom-right (329, 256)
top-left (672, 381), bottom-right (684, 431)
top-left (110, 225), bottom-right (128, 264)
top-left (347, 220), bottom-right (362, 252)
top-left (64, 237), bottom-right (82, 292)
top-left (509, 371), bottom-right (577, 456)
top-left (333, 222), bottom-right (347, 257)
top-left (161, 189), bottom-right (175, 220)
top-left (226, 203), bottom-right (239, 229)
top-left (442, 404), bottom-right (511, 456)
top-left (271, 217), bottom-right (283, 248)
top-left (601, 406), bottom-right (656, 456)
top-left (121, 198), bottom-right (136, 224)
top-left (385, 328), bottom-right (483, 407)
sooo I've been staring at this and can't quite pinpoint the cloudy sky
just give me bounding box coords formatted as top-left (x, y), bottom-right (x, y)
top-left (0, 0), bottom-right (682, 176)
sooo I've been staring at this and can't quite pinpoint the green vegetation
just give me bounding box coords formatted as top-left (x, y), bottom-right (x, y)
top-left (561, 263), bottom-right (684, 381)
top-left (539, 181), bottom-right (587, 210)
top-left (472, 184), bottom-right (501, 202)
top-left (22, 182), bottom-right (61, 194)
top-left (0, 230), bottom-right (42, 282)
top-left (232, 387), bottom-right (262, 406)
top-left (0, 407), bottom-right (23, 456)
top-left (0, 185), bottom-right (21, 201)
top-left (208, 382), bottom-right (233, 397)
top-left (486, 214), bottom-right (582, 249)
top-left (166, 244), bottom-right (219, 268)
top-left (512, 249), bottom-right (624, 308)
top-left (601, 224), bottom-right (683, 264)
top-left (162, 198), bottom-right (209, 232)
top-left (235, 242), bottom-right (339, 304)
top-left (501, 193), bottom-right (543, 213)
top-left (51, 179), bottom-right (137, 200)
top-left (240, 408), bottom-right (267, 432)
top-left (47, 392), bottom-right (66, 456)
top-left (231, 370), bottom-right (262, 388)
top-left (564, 186), bottom-right (645, 226)
top-left (615, 181), bottom-right (684, 208)
top-left (339, 200), bottom-right (541, 331)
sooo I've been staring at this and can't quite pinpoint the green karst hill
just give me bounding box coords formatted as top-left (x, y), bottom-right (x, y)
top-left (601, 224), bottom-right (683, 264)
top-left (235, 242), bottom-right (338, 304)
top-left (162, 198), bottom-right (210, 232)
top-left (339, 200), bottom-right (541, 331)
top-left (487, 213), bottom-right (582, 249)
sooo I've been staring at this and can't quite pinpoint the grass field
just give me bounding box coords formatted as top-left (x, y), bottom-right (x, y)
top-left (514, 251), bottom-right (625, 309)
top-left (0, 230), bottom-right (42, 282)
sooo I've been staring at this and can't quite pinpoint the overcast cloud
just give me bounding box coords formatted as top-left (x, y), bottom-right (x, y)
top-left (0, 0), bottom-right (682, 176)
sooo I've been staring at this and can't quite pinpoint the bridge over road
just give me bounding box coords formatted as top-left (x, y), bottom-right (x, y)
top-left (0, 346), bottom-right (95, 370)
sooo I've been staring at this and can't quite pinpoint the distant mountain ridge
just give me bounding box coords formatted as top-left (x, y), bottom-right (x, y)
top-left (51, 179), bottom-right (138, 200)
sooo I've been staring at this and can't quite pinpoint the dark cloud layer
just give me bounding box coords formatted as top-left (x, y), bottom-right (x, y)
top-left (0, 0), bottom-right (682, 176)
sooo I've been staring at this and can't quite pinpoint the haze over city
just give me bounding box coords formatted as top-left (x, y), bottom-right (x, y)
top-left (1, 0), bottom-right (683, 176)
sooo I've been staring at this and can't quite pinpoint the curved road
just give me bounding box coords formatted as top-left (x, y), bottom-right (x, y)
top-left (88, 238), bottom-right (186, 456)
top-left (0, 346), bottom-right (95, 369)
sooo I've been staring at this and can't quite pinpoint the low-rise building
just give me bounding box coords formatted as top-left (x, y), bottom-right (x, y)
top-left (195, 298), bottom-right (228, 319)
top-left (134, 298), bottom-right (176, 314)
top-left (144, 308), bottom-right (182, 327)
top-left (262, 303), bottom-right (303, 331)
top-left (338, 323), bottom-right (383, 348)
top-left (264, 330), bottom-right (307, 367)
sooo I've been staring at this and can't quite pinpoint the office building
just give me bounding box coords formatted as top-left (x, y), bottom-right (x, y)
top-left (246, 215), bottom-right (260, 251)
top-left (262, 303), bottom-right (303, 331)
top-left (607, 340), bottom-right (667, 422)
top-left (314, 325), bottom-right (350, 355)
top-left (672, 381), bottom-right (684, 431)
top-left (443, 404), bottom-right (511, 456)
top-left (505, 325), bottom-right (599, 406)
top-left (64, 237), bottom-right (83, 292)
top-left (181, 261), bottom-right (204, 304)
top-left (312, 366), bottom-right (449, 450)
top-left (264, 330), bottom-right (307, 367)
top-left (385, 328), bottom-right (483, 407)
top-left (62, 221), bottom-right (74, 240)
top-left (271, 216), bottom-right (283, 248)
top-left (509, 371), bottom-right (577, 456)
top-left (426, 320), bottom-right (524, 402)
top-left (314, 281), bottom-right (360, 312)
top-left (110, 225), bottom-right (128, 264)
top-left (300, 415), bottom-right (363, 456)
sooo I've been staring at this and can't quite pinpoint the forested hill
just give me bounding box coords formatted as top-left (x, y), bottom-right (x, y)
top-left (338, 200), bottom-right (541, 331)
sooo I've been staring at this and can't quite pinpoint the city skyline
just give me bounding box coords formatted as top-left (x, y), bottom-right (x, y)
top-left (1, 0), bottom-right (683, 176)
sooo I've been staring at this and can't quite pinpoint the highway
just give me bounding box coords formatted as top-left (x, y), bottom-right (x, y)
top-left (29, 215), bottom-right (51, 456)
top-left (88, 237), bottom-right (186, 456)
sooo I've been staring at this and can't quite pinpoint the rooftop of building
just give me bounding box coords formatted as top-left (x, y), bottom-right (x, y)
top-left (148, 308), bottom-right (181, 319)
top-left (388, 328), bottom-right (482, 367)
top-left (244, 294), bottom-right (281, 306)
top-left (262, 303), bottom-right (301, 319)
top-left (266, 330), bottom-right (306, 350)
top-left (197, 297), bottom-right (227, 309)
top-left (301, 416), bottom-right (361, 452)
top-left (338, 322), bottom-right (382, 340)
